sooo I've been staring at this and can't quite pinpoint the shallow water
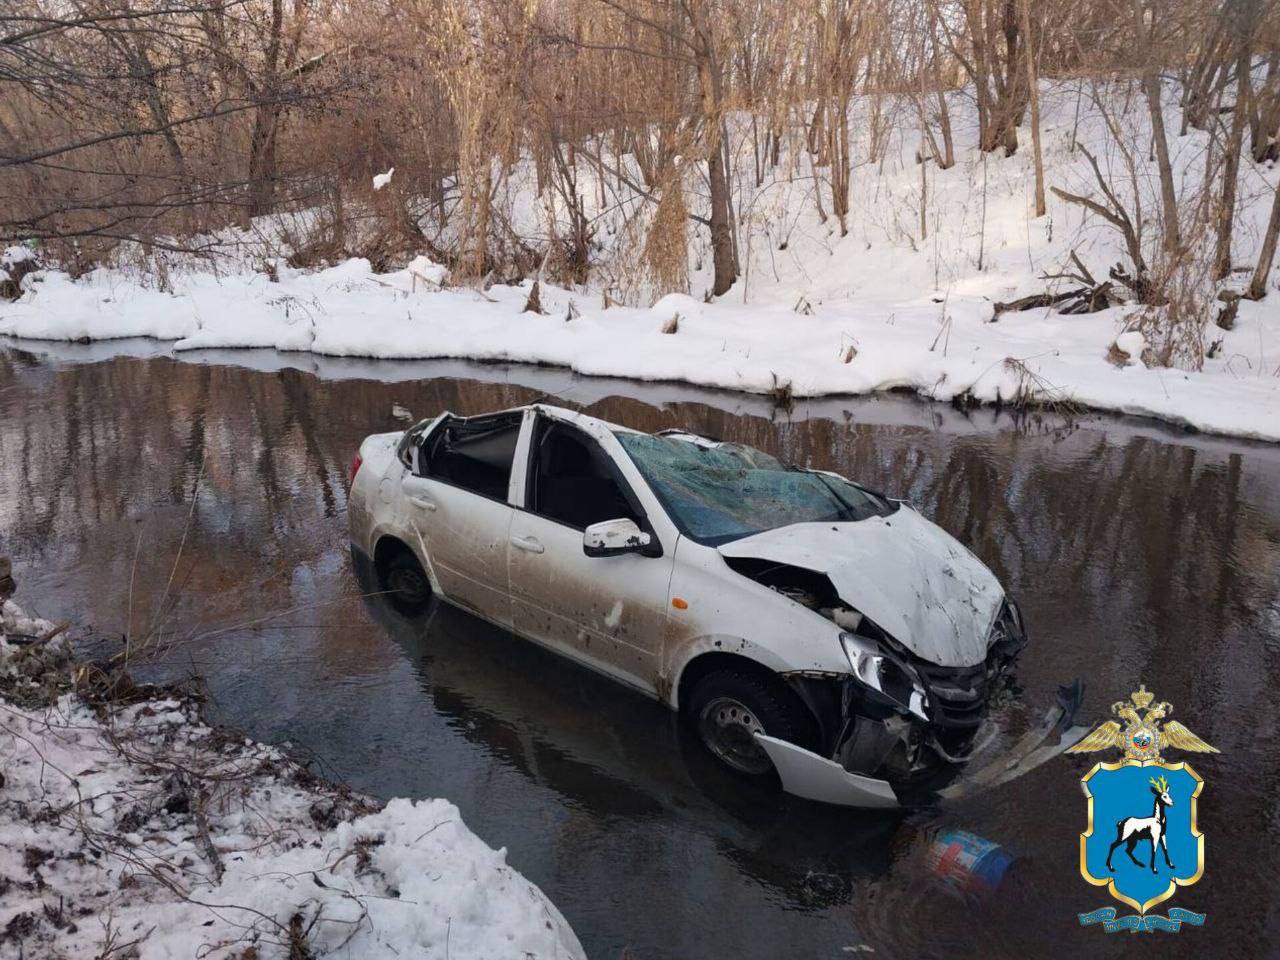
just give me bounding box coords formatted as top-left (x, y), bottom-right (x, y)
top-left (2, 340), bottom-right (1278, 958)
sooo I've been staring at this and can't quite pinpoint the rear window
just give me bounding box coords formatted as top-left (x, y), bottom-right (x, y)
top-left (421, 414), bottom-right (520, 501)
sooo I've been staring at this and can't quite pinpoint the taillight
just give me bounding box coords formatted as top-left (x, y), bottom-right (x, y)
top-left (348, 452), bottom-right (363, 488)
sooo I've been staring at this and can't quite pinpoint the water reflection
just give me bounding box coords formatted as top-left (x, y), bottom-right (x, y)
top-left (1, 344), bottom-right (1278, 958)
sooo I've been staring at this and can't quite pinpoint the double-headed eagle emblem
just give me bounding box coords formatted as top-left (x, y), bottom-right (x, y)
top-left (1067, 685), bottom-right (1218, 762)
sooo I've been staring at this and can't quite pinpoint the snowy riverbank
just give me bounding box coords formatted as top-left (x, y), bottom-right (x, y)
top-left (3, 78), bottom-right (1279, 442)
top-left (0, 597), bottom-right (583, 960)
top-left (3, 254), bottom-right (1276, 441)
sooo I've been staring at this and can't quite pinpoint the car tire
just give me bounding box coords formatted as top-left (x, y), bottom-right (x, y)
top-left (687, 669), bottom-right (818, 777)
top-left (379, 549), bottom-right (432, 613)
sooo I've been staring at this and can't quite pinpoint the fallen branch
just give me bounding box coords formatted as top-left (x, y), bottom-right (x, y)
top-left (993, 281), bottom-right (1115, 319)
top-left (1050, 147), bottom-right (1163, 305)
top-left (181, 773), bottom-right (226, 883)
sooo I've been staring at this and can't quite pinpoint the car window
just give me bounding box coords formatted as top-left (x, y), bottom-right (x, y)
top-left (615, 431), bottom-right (895, 545)
top-left (528, 422), bottom-right (642, 530)
top-left (420, 414), bottom-right (520, 501)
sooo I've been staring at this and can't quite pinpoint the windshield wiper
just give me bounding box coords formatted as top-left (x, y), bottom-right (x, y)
top-left (816, 473), bottom-right (862, 522)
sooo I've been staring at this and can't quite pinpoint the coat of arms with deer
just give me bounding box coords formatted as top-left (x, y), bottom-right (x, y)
top-left (1070, 685), bottom-right (1217, 933)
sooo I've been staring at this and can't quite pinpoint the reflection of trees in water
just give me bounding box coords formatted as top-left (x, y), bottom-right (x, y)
top-left (0, 356), bottom-right (545, 650)
top-left (0, 355), bottom-right (543, 551)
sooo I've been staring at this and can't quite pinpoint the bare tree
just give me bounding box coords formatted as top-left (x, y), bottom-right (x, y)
top-left (1132, 0), bottom-right (1180, 253)
top-left (1248, 184), bottom-right (1280, 299)
top-left (1019, 0), bottom-right (1045, 216)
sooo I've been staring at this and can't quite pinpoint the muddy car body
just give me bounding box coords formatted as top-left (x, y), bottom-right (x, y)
top-left (348, 404), bottom-right (1040, 807)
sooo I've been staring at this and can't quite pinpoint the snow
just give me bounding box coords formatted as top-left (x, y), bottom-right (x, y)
top-left (372, 167), bottom-right (394, 191)
top-left (1, 246), bottom-right (34, 266)
top-left (0, 600), bottom-right (584, 960)
top-left (2, 80), bottom-right (1279, 442)
top-left (1113, 331), bottom-right (1147, 366)
top-left (406, 253), bottom-right (448, 289)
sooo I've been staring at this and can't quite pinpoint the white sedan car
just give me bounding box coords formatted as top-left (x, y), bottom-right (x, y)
top-left (348, 404), bottom-right (1065, 807)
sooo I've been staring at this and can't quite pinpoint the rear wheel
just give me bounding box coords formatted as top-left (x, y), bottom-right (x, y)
top-left (687, 669), bottom-right (818, 777)
top-left (379, 548), bottom-right (432, 612)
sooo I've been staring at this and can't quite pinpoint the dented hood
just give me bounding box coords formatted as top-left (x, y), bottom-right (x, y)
top-left (718, 505), bottom-right (1004, 667)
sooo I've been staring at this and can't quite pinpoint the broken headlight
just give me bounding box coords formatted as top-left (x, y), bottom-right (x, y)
top-left (987, 598), bottom-right (1028, 659)
top-left (840, 631), bottom-right (929, 721)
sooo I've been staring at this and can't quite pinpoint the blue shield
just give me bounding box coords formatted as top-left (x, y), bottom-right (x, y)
top-left (1080, 761), bottom-right (1204, 913)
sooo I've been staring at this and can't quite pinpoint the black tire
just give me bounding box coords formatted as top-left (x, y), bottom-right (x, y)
top-left (686, 668), bottom-right (819, 777)
top-left (379, 548), bottom-right (432, 613)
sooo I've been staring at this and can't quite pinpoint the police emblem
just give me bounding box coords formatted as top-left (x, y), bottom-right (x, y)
top-left (1067, 685), bottom-right (1217, 933)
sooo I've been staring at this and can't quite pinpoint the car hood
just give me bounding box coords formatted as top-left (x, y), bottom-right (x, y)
top-left (718, 506), bottom-right (1004, 667)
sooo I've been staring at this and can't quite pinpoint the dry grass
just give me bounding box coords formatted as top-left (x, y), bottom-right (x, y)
top-left (645, 172), bottom-right (690, 299)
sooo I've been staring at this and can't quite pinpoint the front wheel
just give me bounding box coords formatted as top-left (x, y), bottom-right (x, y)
top-left (687, 669), bottom-right (818, 777)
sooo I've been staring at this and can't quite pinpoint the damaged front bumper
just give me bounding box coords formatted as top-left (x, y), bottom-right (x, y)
top-left (755, 734), bottom-right (902, 808)
top-left (755, 681), bottom-right (1090, 809)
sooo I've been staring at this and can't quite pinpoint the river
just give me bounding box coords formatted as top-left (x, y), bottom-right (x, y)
top-left (1, 340), bottom-right (1276, 958)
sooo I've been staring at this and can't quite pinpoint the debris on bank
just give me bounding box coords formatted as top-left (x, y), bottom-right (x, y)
top-left (0, 589), bottom-right (584, 960)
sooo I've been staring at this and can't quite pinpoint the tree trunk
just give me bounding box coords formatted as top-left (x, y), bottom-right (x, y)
top-left (830, 96), bottom-right (851, 235)
top-left (1143, 72), bottom-right (1180, 251)
top-left (1251, 54), bottom-right (1280, 163)
top-left (247, 103), bottom-right (282, 219)
top-left (689, 0), bottom-right (737, 297)
top-left (969, 0), bottom-right (993, 150)
top-left (936, 90), bottom-right (956, 169)
top-left (1247, 180), bottom-right (1280, 299)
top-left (247, 0), bottom-right (284, 221)
top-left (1019, 0), bottom-right (1045, 216)
top-left (1214, 50), bottom-right (1249, 279)
top-left (1134, 2), bottom-right (1180, 252)
top-left (920, 134), bottom-right (928, 241)
top-left (997, 0), bottom-right (1021, 155)
top-left (706, 132), bottom-right (736, 296)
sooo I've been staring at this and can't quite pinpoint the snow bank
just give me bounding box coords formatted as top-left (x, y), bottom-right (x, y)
top-left (0, 600), bottom-right (583, 960)
top-left (4, 256), bottom-right (1275, 441)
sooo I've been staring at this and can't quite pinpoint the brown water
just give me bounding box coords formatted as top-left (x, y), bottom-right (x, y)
top-left (2, 340), bottom-right (1278, 959)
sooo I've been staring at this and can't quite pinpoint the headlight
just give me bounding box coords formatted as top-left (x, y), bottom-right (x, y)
top-left (1006, 598), bottom-right (1026, 641)
top-left (988, 598), bottom-right (1027, 654)
top-left (840, 632), bottom-right (929, 721)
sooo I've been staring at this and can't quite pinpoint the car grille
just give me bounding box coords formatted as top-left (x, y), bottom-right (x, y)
top-left (914, 602), bottom-right (1025, 729)
top-left (917, 661), bottom-right (990, 728)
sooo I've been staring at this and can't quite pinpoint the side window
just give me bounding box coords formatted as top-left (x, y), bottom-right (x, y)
top-left (419, 415), bottom-right (520, 501)
top-left (529, 423), bottom-right (642, 530)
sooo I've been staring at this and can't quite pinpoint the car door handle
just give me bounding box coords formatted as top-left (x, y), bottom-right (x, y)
top-left (510, 535), bottom-right (545, 554)
top-left (408, 496), bottom-right (437, 512)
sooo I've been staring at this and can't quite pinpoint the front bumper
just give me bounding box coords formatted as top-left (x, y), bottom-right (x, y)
top-left (756, 680), bottom-right (1089, 809)
top-left (755, 734), bottom-right (901, 808)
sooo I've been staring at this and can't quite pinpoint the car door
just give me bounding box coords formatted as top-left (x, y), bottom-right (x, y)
top-left (507, 416), bottom-right (676, 694)
top-left (402, 412), bottom-right (520, 626)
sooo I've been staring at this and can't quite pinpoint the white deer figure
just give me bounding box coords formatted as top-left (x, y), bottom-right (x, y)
top-left (1106, 774), bottom-right (1176, 874)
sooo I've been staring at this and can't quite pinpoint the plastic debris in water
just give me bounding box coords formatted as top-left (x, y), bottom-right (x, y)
top-left (924, 829), bottom-right (1013, 897)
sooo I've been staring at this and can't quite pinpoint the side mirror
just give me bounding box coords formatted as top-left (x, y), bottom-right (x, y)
top-left (583, 518), bottom-right (657, 558)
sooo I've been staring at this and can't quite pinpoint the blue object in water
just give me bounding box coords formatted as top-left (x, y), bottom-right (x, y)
top-left (926, 829), bottom-right (1014, 896)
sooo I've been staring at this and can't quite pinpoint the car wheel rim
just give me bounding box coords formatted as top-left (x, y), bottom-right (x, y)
top-left (388, 566), bottom-right (429, 604)
top-left (697, 696), bottom-right (772, 775)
